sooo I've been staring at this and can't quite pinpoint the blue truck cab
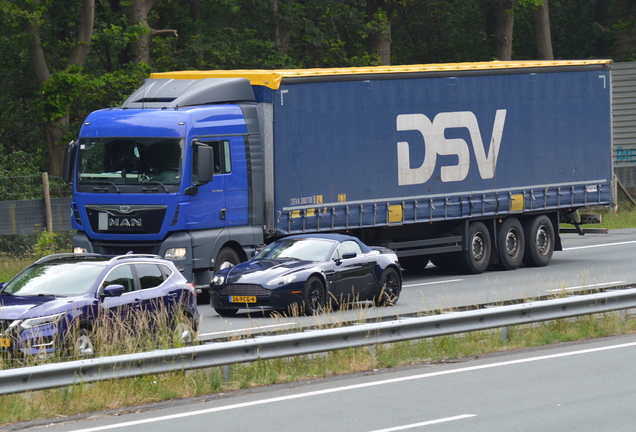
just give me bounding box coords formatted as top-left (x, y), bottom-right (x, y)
top-left (65, 78), bottom-right (264, 293)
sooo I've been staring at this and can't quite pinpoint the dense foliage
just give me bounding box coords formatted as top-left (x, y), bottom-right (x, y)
top-left (0, 0), bottom-right (634, 176)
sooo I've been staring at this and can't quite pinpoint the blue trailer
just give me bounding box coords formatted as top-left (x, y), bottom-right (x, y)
top-left (64, 60), bottom-right (613, 295)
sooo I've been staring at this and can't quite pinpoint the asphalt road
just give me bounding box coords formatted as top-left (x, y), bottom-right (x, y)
top-left (197, 228), bottom-right (636, 340)
top-left (23, 333), bottom-right (636, 432)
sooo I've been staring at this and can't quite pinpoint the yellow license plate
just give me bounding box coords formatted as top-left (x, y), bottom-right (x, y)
top-left (0, 338), bottom-right (11, 348)
top-left (230, 296), bottom-right (257, 303)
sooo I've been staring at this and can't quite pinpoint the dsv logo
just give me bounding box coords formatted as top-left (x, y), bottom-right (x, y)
top-left (397, 110), bottom-right (506, 185)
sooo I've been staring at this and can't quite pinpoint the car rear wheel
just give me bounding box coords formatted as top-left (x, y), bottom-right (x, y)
top-left (375, 267), bottom-right (401, 307)
top-left (303, 276), bottom-right (326, 315)
top-left (173, 313), bottom-right (197, 347)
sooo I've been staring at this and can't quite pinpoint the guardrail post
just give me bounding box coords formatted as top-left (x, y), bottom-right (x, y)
top-left (223, 364), bottom-right (231, 382)
top-left (501, 326), bottom-right (508, 343)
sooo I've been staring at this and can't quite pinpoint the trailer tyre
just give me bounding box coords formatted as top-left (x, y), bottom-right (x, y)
top-left (458, 221), bottom-right (491, 274)
top-left (494, 217), bottom-right (525, 270)
top-left (522, 215), bottom-right (554, 267)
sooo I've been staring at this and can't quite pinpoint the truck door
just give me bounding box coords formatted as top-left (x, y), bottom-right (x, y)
top-left (189, 139), bottom-right (231, 228)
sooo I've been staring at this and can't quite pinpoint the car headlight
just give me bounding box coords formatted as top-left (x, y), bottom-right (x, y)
top-left (212, 274), bottom-right (225, 285)
top-left (164, 247), bottom-right (187, 260)
top-left (20, 312), bottom-right (66, 330)
top-left (266, 274), bottom-right (297, 286)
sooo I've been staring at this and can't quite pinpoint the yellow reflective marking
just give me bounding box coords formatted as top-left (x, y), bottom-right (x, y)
top-left (388, 204), bottom-right (403, 223)
top-left (510, 194), bottom-right (524, 212)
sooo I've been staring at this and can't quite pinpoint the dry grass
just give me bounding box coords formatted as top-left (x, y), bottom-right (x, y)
top-left (1, 312), bottom-right (635, 426)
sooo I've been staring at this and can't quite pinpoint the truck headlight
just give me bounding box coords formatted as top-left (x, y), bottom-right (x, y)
top-left (164, 247), bottom-right (187, 260)
top-left (74, 247), bottom-right (88, 254)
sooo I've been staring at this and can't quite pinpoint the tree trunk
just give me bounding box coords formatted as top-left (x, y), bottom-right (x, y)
top-left (366, 0), bottom-right (395, 66)
top-left (614, 0), bottom-right (636, 61)
top-left (534, 0), bottom-right (553, 59)
top-left (129, 0), bottom-right (177, 65)
top-left (270, 0), bottom-right (291, 55)
top-left (595, 0), bottom-right (612, 58)
top-left (26, 0), bottom-right (95, 177)
top-left (495, 0), bottom-right (515, 61)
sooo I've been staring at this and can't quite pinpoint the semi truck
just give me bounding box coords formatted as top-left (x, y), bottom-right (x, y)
top-left (63, 60), bottom-right (613, 296)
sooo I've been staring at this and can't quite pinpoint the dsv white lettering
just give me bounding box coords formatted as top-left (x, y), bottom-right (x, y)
top-left (396, 110), bottom-right (507, 185)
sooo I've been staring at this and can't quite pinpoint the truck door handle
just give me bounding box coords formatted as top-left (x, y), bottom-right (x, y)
top-left (220, 209), bottom-right (226, 220)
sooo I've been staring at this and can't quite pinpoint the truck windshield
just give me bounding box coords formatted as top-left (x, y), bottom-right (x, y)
top-left (77, 137), bottom-right (184, 186)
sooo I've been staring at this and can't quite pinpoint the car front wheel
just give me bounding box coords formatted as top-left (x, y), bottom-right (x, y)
top-left (303, 276), bottom-right (326, 315)
top-left (375, 267), bottom-right (401, 307)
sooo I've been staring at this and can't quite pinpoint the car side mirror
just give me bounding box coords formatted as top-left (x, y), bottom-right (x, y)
top-left (342, 252), bottom-right (357, 259)
top-left (102, 284), bottom-right (125, 297)
top-left (0, 282), bottom-right (6, 291)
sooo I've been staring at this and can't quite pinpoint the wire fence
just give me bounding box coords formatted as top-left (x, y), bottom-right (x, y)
top-left (0, 174), bottom-right (71, 201)
top-left (0, 174), bottom-right (72, 238)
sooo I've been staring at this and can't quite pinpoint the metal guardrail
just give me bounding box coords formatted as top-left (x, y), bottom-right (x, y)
top-left (2, 288), bottom-right (636, 396)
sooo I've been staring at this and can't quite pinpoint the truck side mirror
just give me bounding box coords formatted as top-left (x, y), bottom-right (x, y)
top-left (63, 140), bottom-right (77, 184)
top-left (195, 143), bottom-right (214, 184)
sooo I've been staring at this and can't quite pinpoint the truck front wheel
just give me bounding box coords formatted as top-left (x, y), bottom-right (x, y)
top-left (523, 215), bottom-right (554, 267)
top-left (458, 221), bottom-right (491, 274)
top-left (215, 247), bottom-right (240, 273)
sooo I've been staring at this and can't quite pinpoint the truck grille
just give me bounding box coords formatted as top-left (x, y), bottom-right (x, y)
top-left (218, 284), bottom-right (272, 297)
top-left (86, 205), bottom-right (167, 234)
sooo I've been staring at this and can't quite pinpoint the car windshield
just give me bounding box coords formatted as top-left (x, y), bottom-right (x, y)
top-left (77, 137), bottom-right (184, 186)
top-left (1, 261), bottom-right (107, 297)
top-left (254, 238), bottom-right (336, 262)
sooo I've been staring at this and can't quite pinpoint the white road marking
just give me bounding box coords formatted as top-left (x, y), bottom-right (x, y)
top-left (66, 340), bottom-right (636, 432)
top-left (198, 323), bottom-right (298, 338)
top-left (368, 414), bottom-right (476, 431)
top-left (563, 240), bottom-right (636, 251)
top-left (546, 281), bottom-right (627, 294)
top-left (404, 279), bottom-right (464, 288)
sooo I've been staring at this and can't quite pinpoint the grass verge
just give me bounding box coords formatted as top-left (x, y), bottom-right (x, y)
top-left (1, 312), bottom-right (635, 426)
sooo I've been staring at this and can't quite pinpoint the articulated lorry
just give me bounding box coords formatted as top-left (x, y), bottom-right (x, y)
top-left (64, 60), bottom-right (613, 295)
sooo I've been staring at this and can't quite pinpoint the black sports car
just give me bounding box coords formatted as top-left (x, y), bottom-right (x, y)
top-left (210, 234), bottom-right (402, 316)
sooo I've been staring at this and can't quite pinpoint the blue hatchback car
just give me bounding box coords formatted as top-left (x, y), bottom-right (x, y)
top-left (0, 253), bottom-right (200, 357)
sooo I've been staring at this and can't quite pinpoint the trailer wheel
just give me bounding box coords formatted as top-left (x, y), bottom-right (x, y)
top-left (493, 217), bottom-right (525, 270)
top-left (523, 215), bottom-right (554, 267)
top-left (458, 221), bottom-right (491, 274)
